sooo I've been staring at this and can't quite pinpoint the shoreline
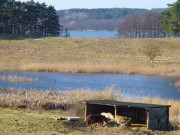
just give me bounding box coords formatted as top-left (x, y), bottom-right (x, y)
top-left (0, 69), bottom-right (179, 77)
top-left (69, 30), bottom-right (117, 32)
top-left (0, 62), bottom-right (179, 77)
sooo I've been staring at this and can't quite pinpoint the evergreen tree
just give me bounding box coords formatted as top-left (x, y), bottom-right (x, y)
top-left (0, 0), bottom-right (61, 36)
top-left (160, 0), bottom-right (180, 37)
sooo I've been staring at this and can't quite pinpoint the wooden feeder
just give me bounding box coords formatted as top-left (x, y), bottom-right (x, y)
top-left (84, 100), bottom-right (171, 130)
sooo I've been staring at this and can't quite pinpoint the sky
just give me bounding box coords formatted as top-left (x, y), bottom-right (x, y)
top-left (19, 0), bottom-right (177, 10)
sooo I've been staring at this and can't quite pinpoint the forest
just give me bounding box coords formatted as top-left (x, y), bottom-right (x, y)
top-left (57, 8), bottom-right (166, 31)
top-left (0, 0), bottom-right (60, 36)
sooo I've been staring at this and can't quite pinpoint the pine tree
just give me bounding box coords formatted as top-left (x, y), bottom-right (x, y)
top-left (160, 0), bottom-right (180, 37)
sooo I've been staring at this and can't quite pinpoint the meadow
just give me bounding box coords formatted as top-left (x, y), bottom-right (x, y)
top-left (0, 37), bottom-right (179, 76)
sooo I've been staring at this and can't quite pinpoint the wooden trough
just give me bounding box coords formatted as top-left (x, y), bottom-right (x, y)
top-left (84, 100), bottom-right (171, 130)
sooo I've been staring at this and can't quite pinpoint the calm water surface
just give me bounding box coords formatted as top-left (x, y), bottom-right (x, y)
top-left (69, 31), bottom-right (117, 38)
top-left (0, 72), bottom-right (180, 100)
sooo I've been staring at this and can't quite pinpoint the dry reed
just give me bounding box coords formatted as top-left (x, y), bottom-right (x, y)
top-left (18, 62), bottom-right (180, 76)
top-left (0, 86), bottom-right (121, 110)
top-left (0, 75), bottom-right (38, 82)
top-left (175, 81), bottom-right (180, 88)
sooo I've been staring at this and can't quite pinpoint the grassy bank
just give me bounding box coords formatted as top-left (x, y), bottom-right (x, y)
top-left (0, 37), bottom-right (180, 76)
top-left (0, 88), bottom-right (180, 134)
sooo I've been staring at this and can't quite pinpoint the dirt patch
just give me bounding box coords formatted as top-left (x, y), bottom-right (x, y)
top-left (61, 119), bottom-right (176, 135)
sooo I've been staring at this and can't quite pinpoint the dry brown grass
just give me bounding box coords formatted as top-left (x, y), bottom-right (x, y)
top-left (0, 87), bottom-right (121, 110)
top-left (0, 37), bottom-right (179, 76)
top-left (0, 87), bottom-right (180, 129)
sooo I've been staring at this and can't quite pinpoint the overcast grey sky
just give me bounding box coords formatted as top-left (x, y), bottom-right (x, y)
top-left (19, 0), bottom-right (177, 10)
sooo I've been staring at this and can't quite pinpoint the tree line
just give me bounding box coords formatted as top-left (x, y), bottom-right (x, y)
top-left (57, 8), bottom-right (164, 20)
top-left (118, 0), bottom-right (180, 38)
top-left (57, 8), bottom-right (164, 31)
top-left (0, 0), bottom-right (60, 36)
top-left (117, 14), bottom-right (164, 38)
top-left (60, 19), bottom-right (123, 31)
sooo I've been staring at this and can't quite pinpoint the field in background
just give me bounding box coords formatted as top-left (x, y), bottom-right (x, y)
top-left (0, 87), bottom-right (180, 134)
top-left (0, 37), bottom-right (180, 76)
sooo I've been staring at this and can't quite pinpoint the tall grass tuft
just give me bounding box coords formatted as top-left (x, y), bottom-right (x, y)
top-left (15, 103), bottom-right (27, 109)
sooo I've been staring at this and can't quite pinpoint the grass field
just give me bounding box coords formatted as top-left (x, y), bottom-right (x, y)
top-left (1, 108), bottom-right (180, 135)
top-left (0, 37), bottom-right (180, 76)
top-left (0, 88), bottom-right (180, 135)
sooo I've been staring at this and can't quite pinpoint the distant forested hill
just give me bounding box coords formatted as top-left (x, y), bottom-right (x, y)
top-left (57, 8), bottom-right (166, 31)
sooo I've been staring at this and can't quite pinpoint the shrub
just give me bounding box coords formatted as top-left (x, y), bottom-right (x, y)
top-left (143, 44), bottom-right (161, 64)
top-left (39, 102), bottom-right (55, 110)
top-left (0, 102), bottom-right (10, 108)
top-left (15, 103), bottom-right (27, 109)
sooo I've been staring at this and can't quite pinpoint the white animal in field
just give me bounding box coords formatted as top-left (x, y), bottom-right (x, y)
top-left (101, 112), bottom-right (114, 120)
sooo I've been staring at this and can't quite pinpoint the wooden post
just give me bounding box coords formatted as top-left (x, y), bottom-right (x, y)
top-left (114, 105), bottom-right (117, 120)
top-left (166, 107), bottom-right (169, 130)
top-left (146, 109), bottom-right (149, 129)
top-left (85, 103), bottom-right (87, 122)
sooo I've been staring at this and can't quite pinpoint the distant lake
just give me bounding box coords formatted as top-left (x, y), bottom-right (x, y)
top-left (69, 31), bottom-right (118, 38)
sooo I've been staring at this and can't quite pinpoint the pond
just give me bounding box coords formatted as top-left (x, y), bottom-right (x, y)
top-left (0, 72), bottom-right (180, 100)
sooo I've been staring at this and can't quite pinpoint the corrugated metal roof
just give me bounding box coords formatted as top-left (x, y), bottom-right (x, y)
top-left (85, 100), bottom-right (171, 109)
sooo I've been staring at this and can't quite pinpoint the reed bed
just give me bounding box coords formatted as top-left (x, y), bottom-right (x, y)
top-left (0, 75), bottom-right (38, 82)
top-left (0, 87), bottom-right (180, 129)
top-left (17, 62), bottom-right (180, 76)
top-left (0, 86), bottom-right (121, 110)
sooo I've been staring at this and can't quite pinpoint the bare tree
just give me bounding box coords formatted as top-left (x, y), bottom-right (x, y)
top-left (117, 14), bottom-right (163, 38)
top-left (64, 27), bottom-right (70, 37)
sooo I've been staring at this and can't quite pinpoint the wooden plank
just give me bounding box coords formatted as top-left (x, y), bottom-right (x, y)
top-left (85, 100), bottom-right (171, 109)
top-left (85, 103), bottom-right (87, 121)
